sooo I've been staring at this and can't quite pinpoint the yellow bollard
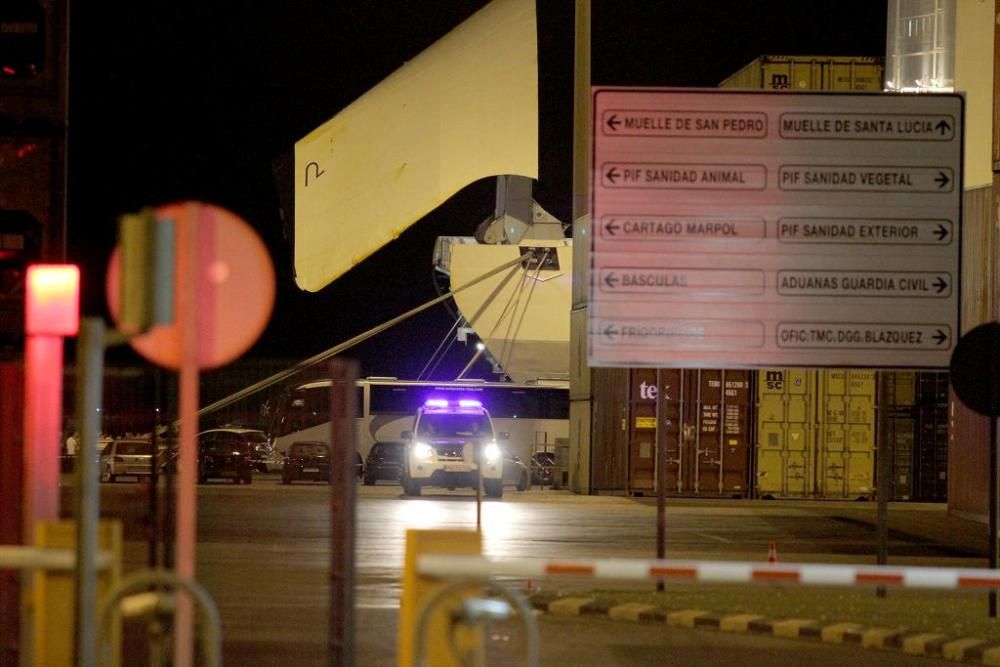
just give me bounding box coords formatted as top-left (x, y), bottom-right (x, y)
top-left (398, 528), bottom-right (482, 667)
top-left (31, 519), bottom-right (122, 666)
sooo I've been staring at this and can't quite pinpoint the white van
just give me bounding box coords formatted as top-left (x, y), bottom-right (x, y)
top-left (400, 397), bottom-right (507, 498)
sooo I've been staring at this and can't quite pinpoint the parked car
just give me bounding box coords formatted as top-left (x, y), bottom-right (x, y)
top-left (196, 429), bottom-right (256, 484)
top-left (363, 441), bottom-right (405, 485)
top-left (100, 438), bottom-right (154, 483)
top-left (530, 451), bottom-right (556, 486)
top-left (198, 427), bottom-right (272, 473)
top-left (501, 448), bottom-right (529, 491)
top-left (282, 441), bottom-right (331, 484)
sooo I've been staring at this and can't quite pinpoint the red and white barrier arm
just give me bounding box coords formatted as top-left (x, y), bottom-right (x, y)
top-left (416, 556), bottom-right (1000, 591)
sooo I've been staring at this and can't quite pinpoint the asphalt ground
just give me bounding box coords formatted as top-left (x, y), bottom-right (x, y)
top-left (530, 498), bottom-right (1000, 665)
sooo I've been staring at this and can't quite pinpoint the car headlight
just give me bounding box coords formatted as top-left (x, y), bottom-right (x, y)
top-left (483, 442), bottom-right (500, 464)
top-left (412, 442), bottom-right (433, 461)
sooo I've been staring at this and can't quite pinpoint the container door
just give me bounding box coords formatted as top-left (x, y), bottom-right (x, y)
top-left (695, 370), bottom-right (724, 495)
top-left (881, 371), bottom-right (916, 501)
top-left (886, 414), bottom-right (915, 500)
top-left (720, 371), bottom-right (752, 497)
top-left (628, 369), bottom-right (657, 493)
top-left (915, 372), bottom-right (949, 502)
top-left (658, 369), bottom-right (685, 494)
top-left (845, 371), bottom-right (875, 499)
top-left (818, 370), bottom-right (850, 497)
top-left (756, 369), bottom-right (812, 497)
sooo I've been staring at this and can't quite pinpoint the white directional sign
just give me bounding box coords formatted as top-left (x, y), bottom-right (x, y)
top-left (590, 89), bottom-right (962, 369)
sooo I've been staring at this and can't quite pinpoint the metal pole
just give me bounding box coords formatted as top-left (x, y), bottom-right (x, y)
top-left (876, 372), bottom-right (889, 598)
top-left (329, 360), bottom-right (357, 665)
top-left (990, 331), bottom-right (999, 617)
top-left (74, 318), bottom-right (105, 667)
top-left (655, 369), bottom-right (665, 592)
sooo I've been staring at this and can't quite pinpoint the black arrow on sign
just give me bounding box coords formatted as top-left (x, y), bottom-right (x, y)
top-left (604, 273), bottom-right (619, 288)
top-left (605, 219), bottom-right (620, 236)
top-left (606, 167), bottom-right (620, 184)
top-left (933, 224), bottom-right (949, 241)
top-left (933, 329), bottom-right (948, 346)
top-left (603, 324), bottom-right (619, 340)
top-left (934, 171), bottom-right (950, 188)
top-left (935, 119), bottom-right (951, 136)
top-left (933, 276), bottom-right (948, 294)
top-left (606, 114), bottom-right (621, 132)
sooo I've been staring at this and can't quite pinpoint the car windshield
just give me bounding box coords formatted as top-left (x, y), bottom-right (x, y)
top-left (242, 432), bottom-right (268, 444)
top-left (290, 443), bottom-right (328, 457)
top-left (417, 413), bottom-right (491, 438)
top-left (115, 441), bottom-right (151, 456)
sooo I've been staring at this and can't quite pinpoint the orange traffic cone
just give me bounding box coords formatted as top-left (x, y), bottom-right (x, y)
top-left (767, 542), bottom-right (778, 563)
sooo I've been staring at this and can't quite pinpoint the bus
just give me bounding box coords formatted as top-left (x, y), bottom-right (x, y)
top-left (267, 377), bottom-right (569, 465)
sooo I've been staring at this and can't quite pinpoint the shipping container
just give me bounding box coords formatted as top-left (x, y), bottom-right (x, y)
top-left (756, 369), bottom-right (875, 499)
top-left (626, 368), bottom-right (753, 497)
top-left (718, 55), bottom-right (884, 91)
top-left (880, 371), bottom-right (949, 502)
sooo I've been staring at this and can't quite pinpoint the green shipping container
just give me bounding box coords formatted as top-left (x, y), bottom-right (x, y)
top-left (756, 369), bottom-right (875, 499)
top-left (719, 55), bottom-right (884, 91)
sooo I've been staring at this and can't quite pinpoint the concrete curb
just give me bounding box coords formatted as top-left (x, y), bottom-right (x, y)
top-left (528, 592), bottom-right (1000, 664)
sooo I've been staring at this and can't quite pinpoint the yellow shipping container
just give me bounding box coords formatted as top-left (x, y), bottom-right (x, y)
top-left (755, 369), bottom-right (875, 499)
top-left (719, 55), bottom-right (883, 91)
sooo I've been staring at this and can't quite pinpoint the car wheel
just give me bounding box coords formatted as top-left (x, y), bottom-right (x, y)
top-left (483, 479), bottom-right (503, 498)
top-left (243, 474), bottom-right (253, 485)
top-left (363, 472), bottom-right (375, 486)
top-left (402, 476), bottom-right (421, 497)
top-left (100, 467), bottom-right (111, 483)
top-left (516, 471), bottom-right (528, 492)
top-left (484, 478), bottom-right (503, 498)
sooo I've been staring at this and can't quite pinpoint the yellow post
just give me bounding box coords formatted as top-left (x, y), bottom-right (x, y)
top-left (398, 528), bottom-right (482, 667)
top-left (32, 519), bottom-right (122, 666)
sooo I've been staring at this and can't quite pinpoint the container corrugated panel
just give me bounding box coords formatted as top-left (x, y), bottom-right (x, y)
top-left (755, 369), bottom-right (875, 499)
top-left (948, 388), bottom-right (991, 522)
top-left (960, 185), bottom-right (994, 333)
top-left (626, 368), bottom-right (752, 497)
top-left (718, 55), bottom-right (883, 91)
top-left (590, 367), bottom-right (629, 493)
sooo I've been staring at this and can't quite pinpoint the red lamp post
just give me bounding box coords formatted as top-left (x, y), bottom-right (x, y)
top-left (23, 264), bottom-right (79, 540)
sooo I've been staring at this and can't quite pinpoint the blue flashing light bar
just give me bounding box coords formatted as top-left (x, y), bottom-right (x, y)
top-left (424, 398), bottom-right (449, 408)
top-left (458, 399), bottom-right (482, 408)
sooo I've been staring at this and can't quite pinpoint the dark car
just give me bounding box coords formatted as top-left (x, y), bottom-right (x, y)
top-left (363, 441), bottom-right (405, 485)
top-left (197, 429), bottom-right (256, 484)
top-left (283, 441), bottom-right (331, 484)
top-left (530, 451), bottom-right (556, 486)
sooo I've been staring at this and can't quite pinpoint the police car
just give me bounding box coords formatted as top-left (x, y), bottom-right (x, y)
top-left (400, 397), bottom-right (507, 498)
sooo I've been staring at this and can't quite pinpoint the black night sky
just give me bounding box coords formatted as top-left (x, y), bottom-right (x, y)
top-left (66, 1), bottom-right (887, 380)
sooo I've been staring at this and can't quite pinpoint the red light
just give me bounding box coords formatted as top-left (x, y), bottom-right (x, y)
top-left (25, 264), bottom-right (80, 336)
